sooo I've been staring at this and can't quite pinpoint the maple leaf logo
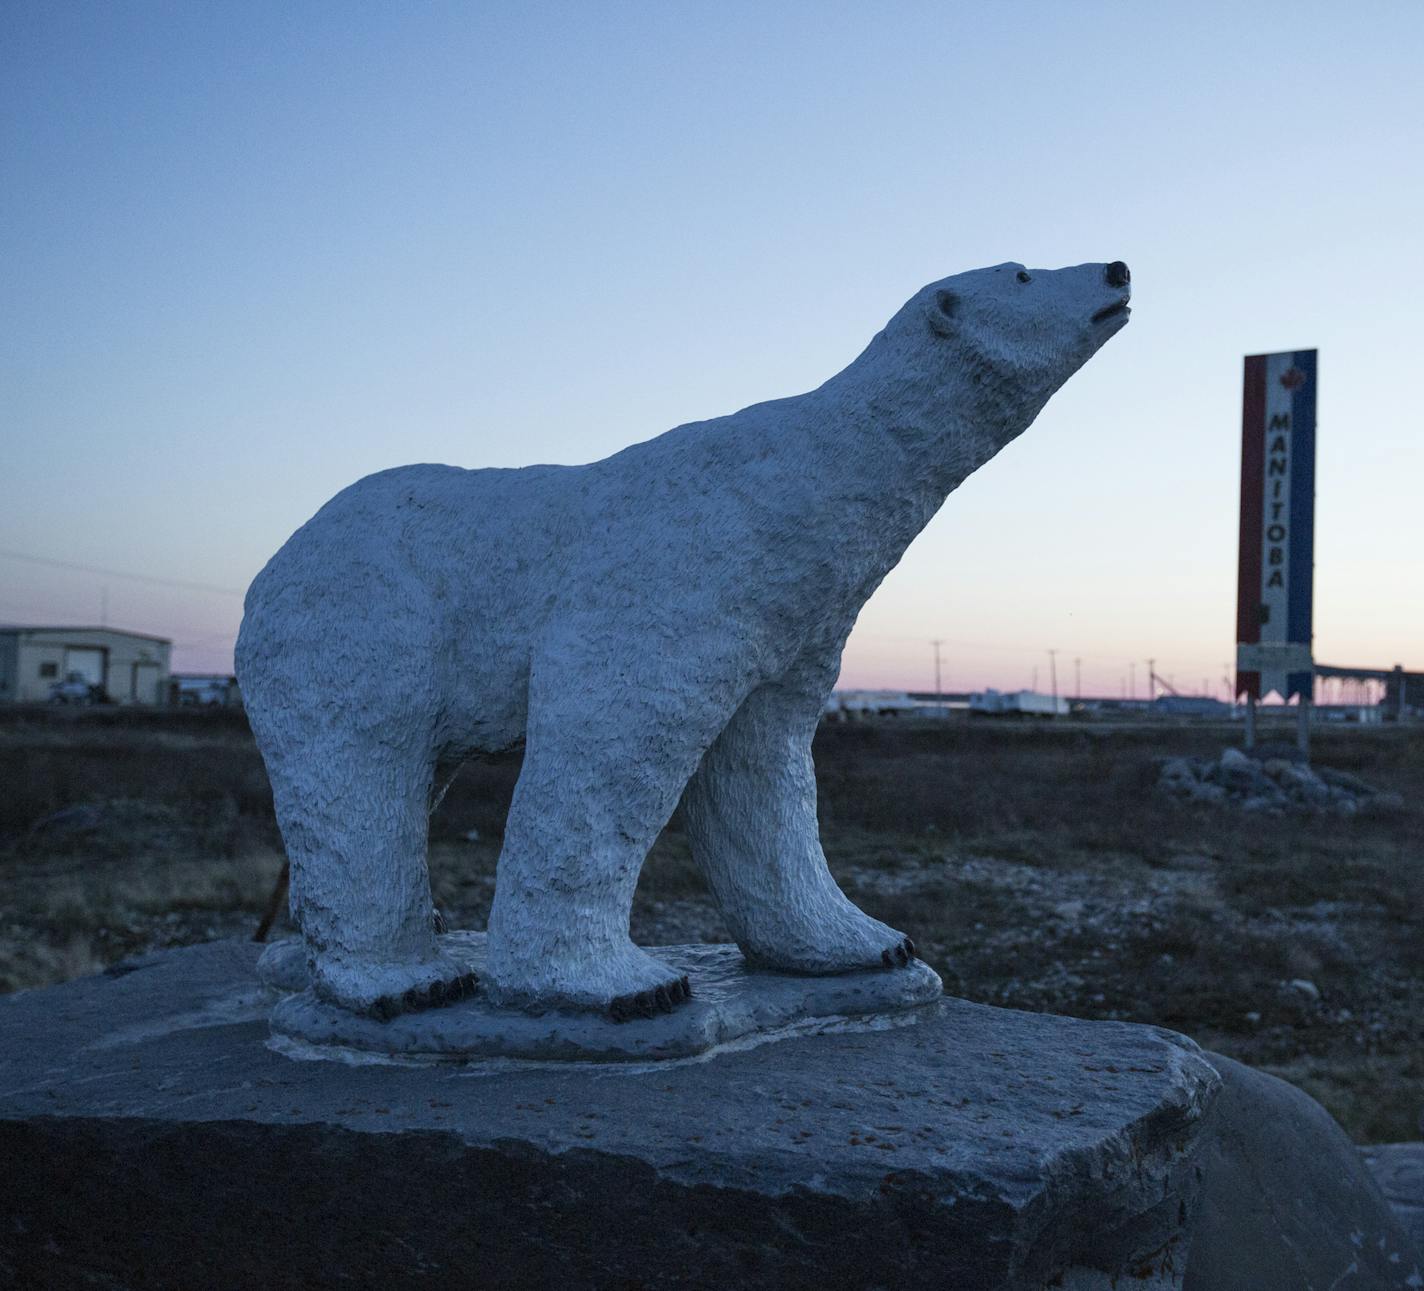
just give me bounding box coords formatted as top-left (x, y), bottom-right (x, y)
top-left (1279, 367), bottom-right (1307, 390)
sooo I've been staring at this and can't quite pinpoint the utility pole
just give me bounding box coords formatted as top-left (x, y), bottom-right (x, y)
top-left (1074, 657), bottom-right (1082, 702)
top-left (1048, 649), bottom-right (1059, 714)
top-left (930, 640), bottom-right (944, 716)
top-left (1146, 658), bottom-right (1156, 701)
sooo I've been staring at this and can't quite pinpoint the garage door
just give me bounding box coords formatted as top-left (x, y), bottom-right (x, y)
top-left (64, 647), bottom-right (105, 686)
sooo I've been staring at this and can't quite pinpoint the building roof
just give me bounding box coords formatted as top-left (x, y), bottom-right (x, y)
top-left (0, 625), bottom-right (173, 645)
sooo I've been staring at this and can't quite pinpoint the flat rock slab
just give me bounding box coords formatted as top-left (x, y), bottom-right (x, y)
top-left (261, 933), bottom-right (944, 1060)
top-left (1, 940), bottom-right (1219, 1291)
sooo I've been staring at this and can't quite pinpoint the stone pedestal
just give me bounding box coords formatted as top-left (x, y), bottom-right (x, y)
top-left (0, 941), bottom-right (1219, 1290)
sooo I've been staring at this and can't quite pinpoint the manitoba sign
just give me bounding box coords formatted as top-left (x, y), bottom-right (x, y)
top-left (1236, 350), bottom-right (1316, 700)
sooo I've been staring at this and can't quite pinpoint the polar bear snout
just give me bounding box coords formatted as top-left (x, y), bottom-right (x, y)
top-left (1090, 262), bottom-right (1132, 328)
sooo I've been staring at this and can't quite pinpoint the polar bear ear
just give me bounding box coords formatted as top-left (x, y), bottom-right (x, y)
top-left (926, 289), bottom-right (960, 337)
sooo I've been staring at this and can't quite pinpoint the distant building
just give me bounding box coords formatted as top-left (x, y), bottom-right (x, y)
top-left (823, 690), bottom-right (967, 720)
top-left (970, 689), bottom-right (1069, 717)
top-left (0, 626), bottom-right (172, 704)
top-left (1152, 695), bottom-right (1230, 717)
top-left (824, 689), bottom-right (918, 720)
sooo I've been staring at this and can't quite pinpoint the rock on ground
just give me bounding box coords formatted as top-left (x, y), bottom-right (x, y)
top-left (1158, 749), bottom-right (1401, 816)
top-left (1363, 1143), bottom-right (1424, 1258)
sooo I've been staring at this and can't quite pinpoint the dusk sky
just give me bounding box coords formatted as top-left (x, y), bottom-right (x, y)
top-left (3, 3), bottom-right (1420, 695)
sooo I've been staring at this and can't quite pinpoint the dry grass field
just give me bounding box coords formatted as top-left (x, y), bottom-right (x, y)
top-left (2, 707), bottom-right (1420, 1143)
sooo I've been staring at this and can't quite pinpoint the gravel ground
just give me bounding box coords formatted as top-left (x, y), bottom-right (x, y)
top-left (3, 712), bottom-right (1420, 1142)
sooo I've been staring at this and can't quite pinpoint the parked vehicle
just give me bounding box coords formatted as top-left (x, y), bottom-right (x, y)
top-left (170, 674), bottom-right (241, 708)
top-left (48, 671), bottom-right (110, 705)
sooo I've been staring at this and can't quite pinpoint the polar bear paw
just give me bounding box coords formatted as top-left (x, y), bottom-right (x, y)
top-left (608, 974), bottom-right (692, 1023)
top-left (366, 970), bottom-right (480, 1023)
top-left (312, 949), bottom-right (479, 1022)
top-left (482, 939), bottom-right (695, 1021)
top-left (880, 936), bottom-right (917, 968)
top-left (740, 902), bottom-right (918, 976)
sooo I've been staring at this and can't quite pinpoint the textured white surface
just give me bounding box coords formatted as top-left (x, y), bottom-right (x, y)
top-left (236, 261), bottom-right (1130, 1016)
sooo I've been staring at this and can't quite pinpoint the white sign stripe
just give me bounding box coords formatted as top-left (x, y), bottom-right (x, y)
top-left (1258, 353), bottom-right (1295, 697)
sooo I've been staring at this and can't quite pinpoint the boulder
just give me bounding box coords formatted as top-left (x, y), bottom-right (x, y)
top-left (1185, 1053), bottom-right (1421, 1290)
top-left (1161, 757), bottom-right (1196, 784)
top-left (1218, 748), bottom-right (1268, 794)
top-left (1185, 781), bottom-right (1227, 805)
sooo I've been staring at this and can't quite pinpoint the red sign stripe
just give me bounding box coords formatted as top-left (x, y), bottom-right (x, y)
top-left (1235, 355), bottom-right (1266, 698)
top-left (1236, 357), bottom-right (1265, 642)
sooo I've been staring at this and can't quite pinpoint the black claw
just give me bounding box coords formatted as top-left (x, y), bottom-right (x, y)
top-left (882, 949), bottom-right (894, 969)
top-left (431, 908), bottom-right (449, 934)
top-left (681, 975), bottom-right (692, 998)
top-left (895, 943), bottom-right (909, 965)
top-left (609, 998), bottom-right (631, 1024)
top-left (904, 938), bottom-right (917, 959)
top-left (654, 985), bottom-right (673, 1013)
top-left (636, 991), bottom-right (656, 1019)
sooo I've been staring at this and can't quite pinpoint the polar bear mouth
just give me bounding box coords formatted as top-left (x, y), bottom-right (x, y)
top-left (1091, 298), bottom-right (1131, 326)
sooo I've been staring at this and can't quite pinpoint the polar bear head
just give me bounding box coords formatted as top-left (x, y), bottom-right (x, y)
top-left (867, 260), bottom-right (1132, 447)
top-left (922, 260), bottom-right (1130, 368)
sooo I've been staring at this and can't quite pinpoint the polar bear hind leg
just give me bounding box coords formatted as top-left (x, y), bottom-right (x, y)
top-left (261, 729), bottom-right (478, 1020)
top-left (682, 671), bottom-right (916, 973)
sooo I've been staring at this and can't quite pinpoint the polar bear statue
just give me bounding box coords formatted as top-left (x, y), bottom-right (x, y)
top-left (237, 260), bottom-right (1132, 1021)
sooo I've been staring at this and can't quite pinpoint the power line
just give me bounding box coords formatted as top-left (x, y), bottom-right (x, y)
top-left (0, 548), bottom-right (246, 597)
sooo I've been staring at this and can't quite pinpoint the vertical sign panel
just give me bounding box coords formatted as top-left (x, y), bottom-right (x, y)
top-left (1236, 350), bottom-right (1316, 699)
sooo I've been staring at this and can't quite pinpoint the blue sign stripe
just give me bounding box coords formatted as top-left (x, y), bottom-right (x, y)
top-left (1287, 349), bottom-right (1316, 648)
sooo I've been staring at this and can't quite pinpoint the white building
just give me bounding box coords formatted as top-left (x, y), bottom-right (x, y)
top-left (0, 626), bottom-right (172, 704)
top-left (969, 688), bottom-right (1070, 717)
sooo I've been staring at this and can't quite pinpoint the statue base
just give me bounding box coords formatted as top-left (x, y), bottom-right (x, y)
top-left (259, 933), bottom-right (945, 1061)
top-left (0, 940), bottom-right (1220, 1289)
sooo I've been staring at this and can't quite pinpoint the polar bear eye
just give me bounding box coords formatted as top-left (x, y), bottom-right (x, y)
top-left (935, 290), bottom-right (959, 317)
top-left (1016, 270), bottom-right (1032, 284)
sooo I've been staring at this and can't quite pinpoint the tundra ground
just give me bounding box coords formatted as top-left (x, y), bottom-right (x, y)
top-left (1, 708), bottom-right (1419, 1143)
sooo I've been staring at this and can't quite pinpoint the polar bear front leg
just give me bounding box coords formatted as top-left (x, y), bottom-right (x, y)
top-left (482, 647), bottom-right (729, 1019)
top-left (682, 676), bottom-right (916, 973)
